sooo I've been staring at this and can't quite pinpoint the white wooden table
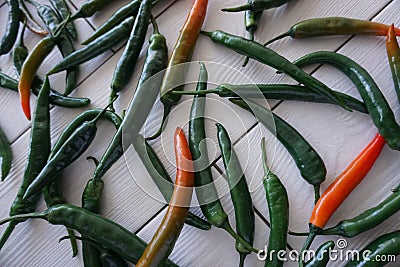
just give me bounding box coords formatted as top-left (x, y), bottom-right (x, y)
top-left (0, 0), bottom-right (400, 266)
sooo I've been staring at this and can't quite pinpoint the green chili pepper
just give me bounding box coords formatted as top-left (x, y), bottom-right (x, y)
top-left (110, 0), bottom-right (152, 99)
top-left (0, 126), bottom-right (12, 182)
top-left (0, 72), bottom-right (18, 92)
top-left (345, 230), bottom-right (400, 266)
top-left (173, 83), bottom-right (367, 113)
top-left (0, 204), bottom-right (178, 266)
top-left (0, 77), bottom-right (50, 251)
top-left (292, 51), bottom-right (400, 151)
top-left (34, 2), bottom-right (78, 95)
top-left (11, 32), bottom-right (90, 108)
top-left (71, 0), bottom-right (116, 20)
top-left (201, 30), bottom-right (350, 111)
top-left (188, 62), bottom-right (229, 231)
top-left (0, 0), bottom-right (21, 55)
top-left (304, 240), bottom-right (335, 267)
top-left (217, 123), bottom-right (255, 266)
top-left (133, 135), bottom-right (212, 230)
top-left (48, 17), bottom-right (135, 75)
top-left (264, 17), bottom-right (400, 46)
top-left (261, 137), bottom-right (288, 267)
top-left (222, 0), bottom-right (293, 12)
top-left (49, 0), bottom-right (77, 40)
top-left (243, 0), bottom-right (263, 67)
top-left (230, 99), bottom-right (326, 202)
top-left (22, 102), bottom-right (114, 199)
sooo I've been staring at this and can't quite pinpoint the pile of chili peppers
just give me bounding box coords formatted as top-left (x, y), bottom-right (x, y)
top-left (0, 0), bottom-right (400, 266)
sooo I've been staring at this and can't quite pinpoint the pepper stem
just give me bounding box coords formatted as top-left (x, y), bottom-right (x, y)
top-left (288, 230), bottom-right (308, 236)
top-left (66, 229), bottom-right (78, 257)
top-left (239, 253), bottom-right (246, 267)
top-left (314, 184), bottom-right (321, 204)
top-left (263, 32), bottom-right (290, 46)
top-left (221, 221), bottom-right (260, 254)
top-left (90, 96), bottom-right (118, 124)
top-left (200, 31), bottom-right (212, 37)
top-left (146, 104), bottom-right (171, 141)
top-left (261, 137), bottom-right (270, 177)
top-left (221, 4), bottom-right (252, 12)
top-left (170, 89), bottom-right (218, 96)
top-left (0, 211), bottom-right (49, 225)
top-left (150, 14), bottom-right (159, 34)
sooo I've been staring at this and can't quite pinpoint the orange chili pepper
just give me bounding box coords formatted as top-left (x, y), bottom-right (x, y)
top-left (386, 24), bottom-right (400, 103)
top-left (300, 133), bottom-right (385, 266)
top-left (136, 127), bottom-right (194, 267)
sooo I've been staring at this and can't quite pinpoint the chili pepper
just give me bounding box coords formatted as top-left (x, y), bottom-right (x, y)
top-left (93, 16), bottom-right (168, 181)
top-left (264, 17), bottom-right (400, 46)
top-left (136, 127), bottom-right (194, 267)
top-left (0, 126), bottom-right (12, 181)
top-left (12, 29), bottom-right (90, 108)
top-left (173, 83), bottom-right (367, 113)
top-left (71, 0), bottom-right (116, 20)
top-left (230, 99), bottom-right (326, 202)
top-left (292, 51), bottom-right (400, 151)
top-left (49, 0), bottom-right (77, 40)
top-left (148, 0), bottom-right (208, 140)
top-left (0, 72), bottom-right (19, 92)
top-left (315, 182), bottom-right (400, 238)
top-left (300, 133), bottom-right (385, 267)
top-left (0, 0), bottom-right (21, 56)
top-left (48, 16), bottom-right (135, 75)
top-left (22, 102), bottom-right (115, 199)
top-left (82, 0), bottom-right (161, 45)
top-left (242, 0), bottom-right (263, 67)
top-left (110, 0), bottom-right (152, 100)
top-left (18, 18), bottom-right (68, 120)
top-left (33, 1), bottom-right (78, 95)
top-left (0, 77), bottom-right (50, 251)
top-left (0, 204), bottom-right (178, 266)
top-left (304, 240), bottom-right (334, 267)
top-left (345, 230), bottom-right (400, 267)
top-left (222, 0), bottom-right (293, 12)
top-left (261, 137), bottom-right (289, 267)
top-left (217, 123), bottom-right (255, 267)
top-left (386, 24), bottom-right (400, 103)
top-left (133, 134), bottom-right (211, 230)
top-left (187, 63), bottom-right (229, 232)
top-left (201, 30), bottom-right (350, 111)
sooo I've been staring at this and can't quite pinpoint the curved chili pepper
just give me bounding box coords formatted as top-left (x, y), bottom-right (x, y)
top-left (187, 62), bottom-right (230, 231)
top-left (222, 0), bottom-right (293, 12)
top-left (386, 24), bottom-right (400, 103)
top-left (174, 83), bottom-right (367, 113)
top-left (110, 0), bottom-right (152, 99)
top-left (148, 0), bottom-right (208, 140)
top-left (292, 51), bottom-right (400, 151)
top-left (71, 0), bottom-right (116, 20)
top-left (345, 230), bottom-right (400, 266)
top-left (0, 0), bottom-right (21, 56)
top-left (217, 123), bottom-right (255, 267)
top-left (261, 138), bottom-right (289, 267)
top-left (81, 0), bottom-right (148, 45)
top-left (304, 240), bottom-right (335, 267)
top-left (22, 103), bottom-right (114, 199)
top-left (0, 77), bottom-right (50, 251)
top-left (49, 0), bottom-right (77, 40)
top-left (136, 127), bottom-right (194, 266)
top-left (48, 16), bottom-right (135, 75)
top-left (0, 204), bottom-right (178, 266)
top-left (230, 99), bottom-right (326, 202)
top-left (265, 17), bottom-right (400, 45)
top-left (300, 133), bottom-right (385, 266)
top-left (0, 126), bottom-right (12, 182)
top-left (201, 30), bottom-right (350, 111)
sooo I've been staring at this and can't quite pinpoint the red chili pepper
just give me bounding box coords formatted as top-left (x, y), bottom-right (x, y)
top-left (136, 127), bottom-right (194, 267)
top-left (299, 133), bottom-right (385, 266)
top-left (386, 24), bottom-right (400, 103)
